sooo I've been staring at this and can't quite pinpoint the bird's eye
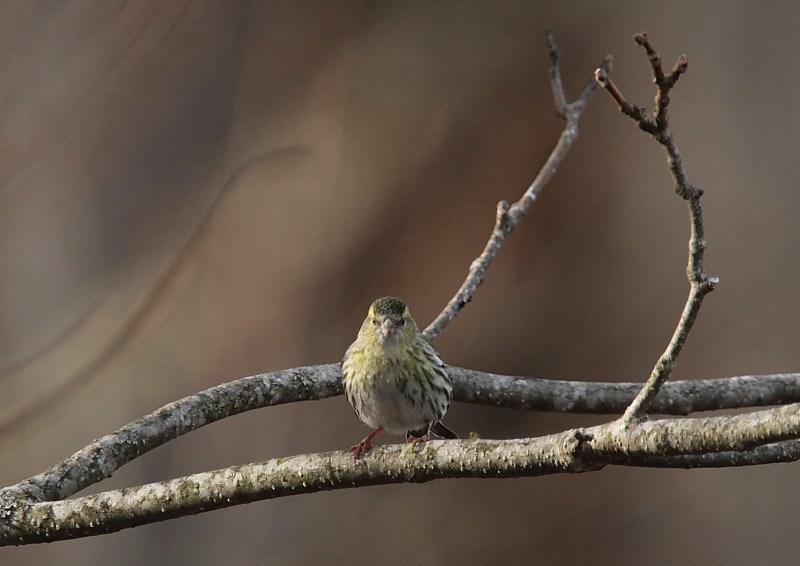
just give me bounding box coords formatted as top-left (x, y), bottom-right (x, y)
top-left (371, 318), bottom-right (379, 326)
top-left (396, 318), bottom-right (405, 327)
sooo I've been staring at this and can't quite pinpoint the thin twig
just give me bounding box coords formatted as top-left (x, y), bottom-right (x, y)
top-left (595, 33), bottom-right (718, 422)
top-left (424, 32), bottom-right (613, 340)
top-left (0, 32), bottom-right (780, 549)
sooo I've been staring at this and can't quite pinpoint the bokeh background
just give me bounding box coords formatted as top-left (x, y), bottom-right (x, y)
top-left (2, 1), bottom-right (800, 564)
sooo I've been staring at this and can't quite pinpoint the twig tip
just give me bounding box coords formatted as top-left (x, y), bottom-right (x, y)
top-left (594, 67), bottom-right (609, 86)
top-left (601, 54), bottom-right (614, 73)
top-left (672, 54), bottom-right (689, 80)
top-left (546, 30), bottom-right (559, 65)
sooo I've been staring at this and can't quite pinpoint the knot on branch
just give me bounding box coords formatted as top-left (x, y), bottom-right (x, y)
top-left (568, 430), bottom-right (604, 472)
top-left (698, 276), bottom-right (719, 295)
top-left (675, 183), bottom-right (703, 200)
top-left (495, 200), bottom-right (511, 230)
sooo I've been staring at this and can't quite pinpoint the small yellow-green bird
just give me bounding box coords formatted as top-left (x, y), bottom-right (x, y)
top-left (342, 296), bottom-right (457, 458)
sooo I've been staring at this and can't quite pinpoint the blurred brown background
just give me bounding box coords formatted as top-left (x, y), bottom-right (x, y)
top-left (2, 1), bottom-right (800, 564)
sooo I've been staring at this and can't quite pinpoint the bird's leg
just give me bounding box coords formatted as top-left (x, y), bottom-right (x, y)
top-left (350, 427), bottom-right (383, 458)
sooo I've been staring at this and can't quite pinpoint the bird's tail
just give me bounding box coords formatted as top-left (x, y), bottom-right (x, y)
top-left (430, 421), bottom-right (458, 439)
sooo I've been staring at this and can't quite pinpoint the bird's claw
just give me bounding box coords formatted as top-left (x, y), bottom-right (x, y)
top-left (406, 434), bottom-right (429, 452)
top-left (349, 439), bottom-right (373, 459)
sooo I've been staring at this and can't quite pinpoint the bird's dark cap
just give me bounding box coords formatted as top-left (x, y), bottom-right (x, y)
top-left (371, 296), bottom-right (407, 317)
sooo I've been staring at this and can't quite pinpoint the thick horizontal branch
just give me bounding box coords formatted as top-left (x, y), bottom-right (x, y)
top-left (15, 365), bottom-right (343, 504)
top-left (6, 365), bottom-right (800, 508)
top-left (4, 404), bottom-right (798, 544)
top-left (630, 440), bottom-right (800, 469)
top-left (450, 368), bottom-right (800, 415)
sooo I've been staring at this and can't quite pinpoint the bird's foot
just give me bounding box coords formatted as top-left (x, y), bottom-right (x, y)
top-left (349, 427), bottom-right (383, 459)
top-left (349, 438), bottom-right (373, 459)
top-left (405, 434), bottom-right (429, 452)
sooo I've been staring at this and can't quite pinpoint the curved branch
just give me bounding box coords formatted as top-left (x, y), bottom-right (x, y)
top-left (17, 364), bottom-right (342, 503)
top-left (0, 31), bottom-right (791, 551)
top-left (595, 34), bottom-right (717, 422)
top-left (3, 404), bottom-right (798, 545)
top-left (423, 33), bottom-right (613, 340)
top-left (5, 364), bottom-right (800, 507)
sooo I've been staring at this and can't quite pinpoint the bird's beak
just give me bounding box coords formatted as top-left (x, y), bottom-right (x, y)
top-left (381, 319), bottom-right (396, 338)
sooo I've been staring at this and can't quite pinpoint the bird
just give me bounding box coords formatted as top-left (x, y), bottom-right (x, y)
top-left (342, 296), bottom-right (457, 458)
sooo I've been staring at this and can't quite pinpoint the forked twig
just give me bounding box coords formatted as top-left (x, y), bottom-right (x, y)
top-left (595, 33), bottom-right (718, 422)
top-left (424, 32), bottom-right (612, 340)
top-left (6, 33), bottom-right (788, 549)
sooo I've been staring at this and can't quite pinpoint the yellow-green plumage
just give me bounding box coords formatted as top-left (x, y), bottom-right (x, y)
top-left (342, 297), bottom-right (456, 457)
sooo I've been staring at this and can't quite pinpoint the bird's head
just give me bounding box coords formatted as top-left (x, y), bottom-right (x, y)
top-left (362, 296), bottom-right (417, 346)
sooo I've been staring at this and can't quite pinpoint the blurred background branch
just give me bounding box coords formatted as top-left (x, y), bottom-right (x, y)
top-left (3, 3), bottom-right (800, 565)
